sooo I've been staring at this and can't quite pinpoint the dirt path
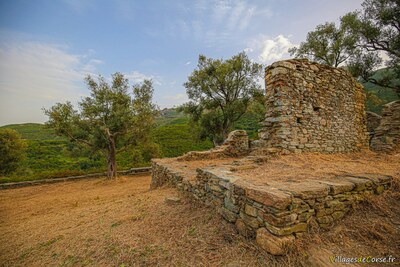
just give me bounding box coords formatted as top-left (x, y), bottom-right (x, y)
top-left (0, 175), bottom-right (274, 266)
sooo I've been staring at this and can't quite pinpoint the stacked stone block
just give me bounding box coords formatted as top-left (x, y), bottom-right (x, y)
top-left (371, 100), bottom-right (400, 153)
top-left (151, 160), bottom-right (392, 255)
top-left (258, 59), bottom-right (369, 153)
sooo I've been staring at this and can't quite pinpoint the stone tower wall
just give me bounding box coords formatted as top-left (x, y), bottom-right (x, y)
top-left (258, 59), bottom-right (368, 153)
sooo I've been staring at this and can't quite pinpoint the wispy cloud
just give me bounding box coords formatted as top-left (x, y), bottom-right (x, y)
top-left (125, 71), bottom-right (162, 86)
top-left (0, 41), bottom-right (100, 125)
top-left (169, 0), bottom-right (273, 47)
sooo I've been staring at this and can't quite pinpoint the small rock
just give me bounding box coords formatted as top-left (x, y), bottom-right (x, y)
top-left (256, 228), bottom-right (295, 255)
top-left (165, 197), bottom-right (181, 205)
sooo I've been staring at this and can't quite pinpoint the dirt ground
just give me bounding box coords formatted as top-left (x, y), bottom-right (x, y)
top-left (0, 175), bottom-right (278, 266)
top-left (237, 151), bottom-right (400, 184)
top-left (1, 173), bottom-right (399, 267)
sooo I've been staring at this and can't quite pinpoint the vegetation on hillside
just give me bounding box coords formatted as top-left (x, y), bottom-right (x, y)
top-left (44, 73), bottom-right (158, 179)
top-left (180, 52), bottom-right (263, 146)
top-left (0, 129), bottom-right (27, 175)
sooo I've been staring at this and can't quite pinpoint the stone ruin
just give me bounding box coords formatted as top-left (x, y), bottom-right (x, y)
top-left (370, 100), bottom-right (400, 153)
top-left (150, 59), bottom-right (395, 255)
top-left (256, 59), bottom-right (369, 154)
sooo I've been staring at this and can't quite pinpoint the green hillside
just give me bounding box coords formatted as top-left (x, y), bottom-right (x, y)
top-left (0, 123), bottom-right (64, 140)
top-left (363, 68), bottom-right (400, 114)
top-left (0, 112), bottom-right (211, 183)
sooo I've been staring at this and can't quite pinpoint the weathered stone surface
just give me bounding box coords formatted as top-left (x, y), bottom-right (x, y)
top-left (240, 211), bottom-right (260, 229)
top-left (224, 196), bottom-right (239, 213)
top-left (258, 59), bottom-right (368, 154)
top-left (241, 182), bottom-right (292, 210)
top-left (178, 130), bottom-right (250, 161)
top-left (244, 204), bottom-right (258, 217)
top-left (164, 197), bottom-right (181, 205)
top-left (271, 180), bottom-right (330, 200)
top-left (261, 212), bottom-right (297, 226)
top-left (315, 179), bottom-right (355, 195)
top-left (317, 215), bottom-right (333, 224)
top-left (256, 228), bottom-right (295, 255)
top-left (371, 100), bottom-right (400, 153)
top-left (366, 111), bottom-right (382, 140)
top-left (349, 174), bottom-right (392, 185)
top-left (265, 222), bottom-right (308, 236)
top-left (338, 176), bottom-right (372, 191)
top-left (219, 207), bottom-right (238, 223)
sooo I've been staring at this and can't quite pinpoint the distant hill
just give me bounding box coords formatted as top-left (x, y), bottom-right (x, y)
top-left (156, 108), bottom-right (189, 126)
top-left (362, 68), bottom-right (399, 114)
top-left (0, 123), bottom-right (64, 140)
top-left (0, 110), bottom-right (189, 141)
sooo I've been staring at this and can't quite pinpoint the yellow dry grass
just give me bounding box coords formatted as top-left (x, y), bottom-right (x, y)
top-left (0, 169), bottom-right (399, 266)
top-left (0, 175), bottom-right (282, 266)
top-left (237, 151), bottom-right (400, 184)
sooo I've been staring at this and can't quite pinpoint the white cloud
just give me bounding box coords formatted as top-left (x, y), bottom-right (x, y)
top-left (0, 41), bottom-right (100, 125)
top-left (185, 61), bottom-right (191, 65)
top-left (246, 34), bottom-right (296, 64)
top-left (125, 71), bottom-right (162, 86)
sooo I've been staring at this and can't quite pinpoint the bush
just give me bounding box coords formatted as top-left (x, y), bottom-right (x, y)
top-left (0, 129), bottom-right (27, 175)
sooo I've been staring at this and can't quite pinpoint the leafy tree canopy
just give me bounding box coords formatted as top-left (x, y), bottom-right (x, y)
top-left (44, 73), bottom-right (158, 179)
top-left (180, 52), bottom-right (263, 146)
top-left (289, 22), bottom-right (358, 67)
top-left (289, 0), bottom-right (399, 96)
top-left (343, 0), bottom-right (400, 96)
top-left (0, 128), bottom-right (27, 175)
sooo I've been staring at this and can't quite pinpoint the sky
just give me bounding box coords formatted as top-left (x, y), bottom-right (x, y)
top-left (0, 0), bottom-right (364, 126)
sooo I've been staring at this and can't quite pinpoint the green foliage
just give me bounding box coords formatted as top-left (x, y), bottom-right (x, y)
top-left (0, 129), bottom-right (27, 175)
top-left (289, 22), bottom-right (358, 67)
top-left (0, 110), bottom-right (216, 183)
top-left (181, 52), bottom-right (263, 145)
top-left (0, 123), bottom-right (64, 140)
top-left (44, 73), bottom-right (158, 179)
top-left (156, 108), bottom-right (189, 126)
top-left (363, 68), bottom-right (400, 113)
top-left (343, 0), bottom-right (400, 96)
top-left (153, 124), bottom-right (212, 158)
top-left (290, 0), bottom-right (399, 96)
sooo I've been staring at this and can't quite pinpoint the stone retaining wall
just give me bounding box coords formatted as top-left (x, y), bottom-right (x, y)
top-left (151, 160), bottom-right (392, 255)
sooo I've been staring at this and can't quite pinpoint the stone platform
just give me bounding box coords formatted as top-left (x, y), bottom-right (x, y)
top-left (151, 154), bottom-right (394, 255)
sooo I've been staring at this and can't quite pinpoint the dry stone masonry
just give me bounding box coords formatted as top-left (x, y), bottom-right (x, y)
top-left (150, 59), bottom-right (394, 255)
top-left (257, 59), bottom-right (368, 153)
top-left (177, 130), bottom-right (249, 161)
top-left (370, 100), bottom-right (400, 153)
top-left (151, 158), bottom-right (392, 255)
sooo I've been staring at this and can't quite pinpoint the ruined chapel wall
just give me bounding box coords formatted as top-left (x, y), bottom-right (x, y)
top-left (258, 59), bottom-right (369, 153)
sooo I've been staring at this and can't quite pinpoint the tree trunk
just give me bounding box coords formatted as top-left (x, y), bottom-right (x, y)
top-left (106, 129), bottom-right (117, 179)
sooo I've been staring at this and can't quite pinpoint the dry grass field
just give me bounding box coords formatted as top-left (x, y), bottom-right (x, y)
top-left (1, 173), bottom-right (399, 266)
